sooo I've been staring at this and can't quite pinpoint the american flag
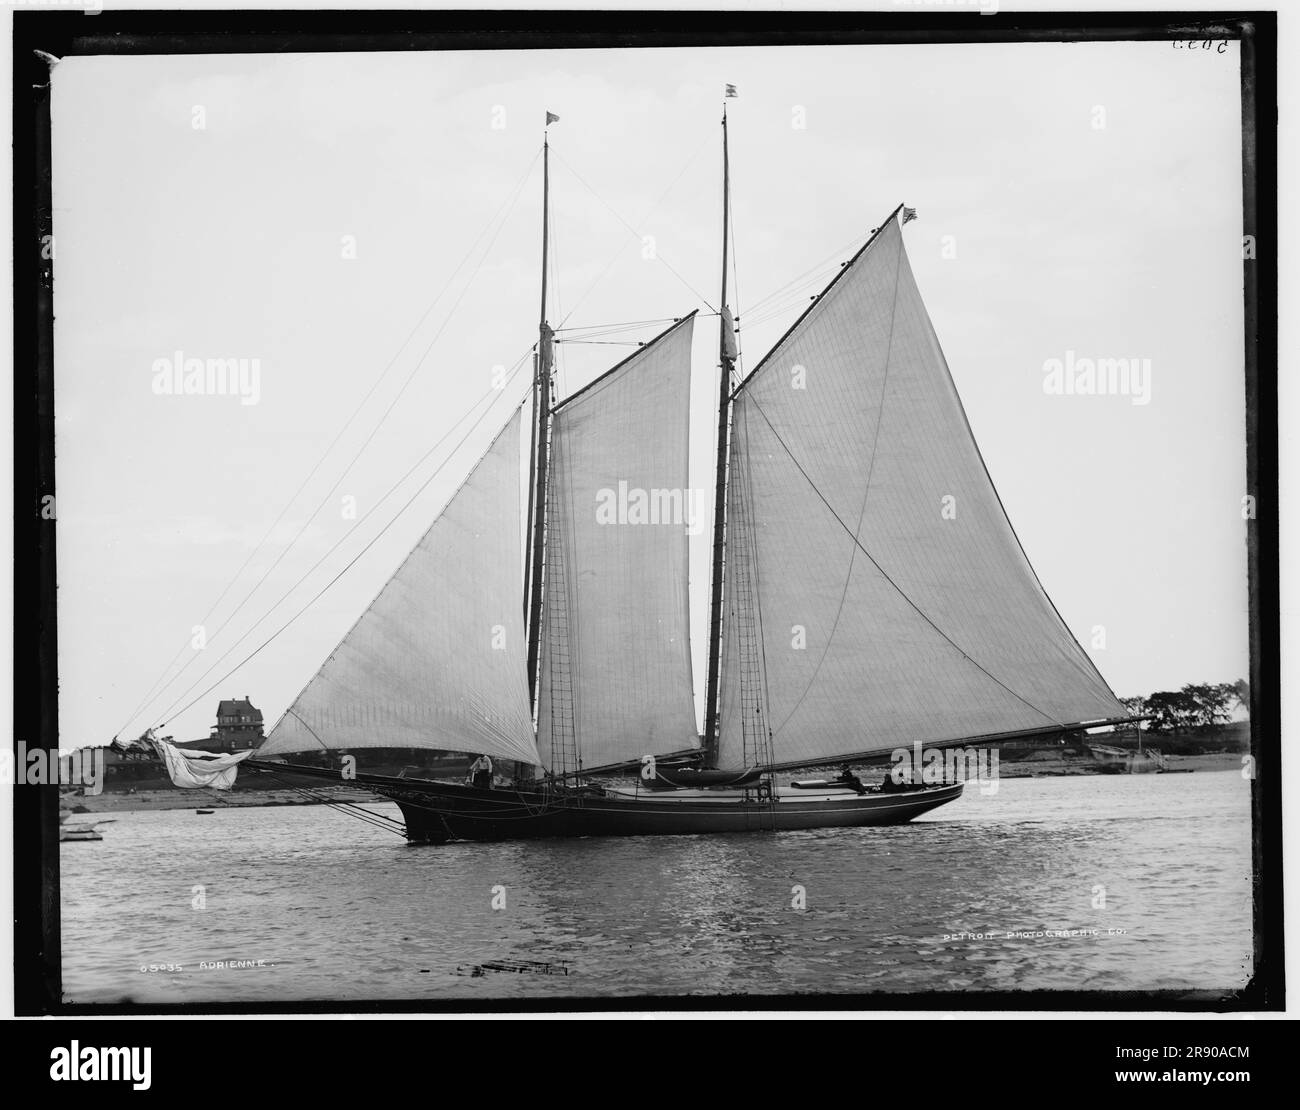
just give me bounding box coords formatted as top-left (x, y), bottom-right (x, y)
top-left (902, 207), bottom-right (918, 224)
top-left (725, 84), bottom-right (738, 98)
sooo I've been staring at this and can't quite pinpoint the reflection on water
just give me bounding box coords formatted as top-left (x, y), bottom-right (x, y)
top-left (61, 771), bottom-right (1253, 1003)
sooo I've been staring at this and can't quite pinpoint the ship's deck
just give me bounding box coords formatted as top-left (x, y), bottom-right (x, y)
top-left (603, 785), bottom-right (924, 804)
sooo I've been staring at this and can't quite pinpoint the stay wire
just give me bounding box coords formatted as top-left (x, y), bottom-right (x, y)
top-left (155, 359), bottom-right (533, 728)
top-left (127, 152), bottom-right (540, 736)
top-left (550, 145), bottom-right (716, 315)
top-left (555, 132), bottom-right (713, 329)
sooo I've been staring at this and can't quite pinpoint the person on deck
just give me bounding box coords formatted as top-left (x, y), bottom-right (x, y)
top-left (836, 765), bottom-right (867, 794)
top-left (469, 754), bottom-right (494, 790)
top-left (880, 770), bottom-right (906, 793)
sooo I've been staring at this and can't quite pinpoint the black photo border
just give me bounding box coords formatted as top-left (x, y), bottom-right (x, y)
top-left (12, 7), bottom-right (1281, 1018)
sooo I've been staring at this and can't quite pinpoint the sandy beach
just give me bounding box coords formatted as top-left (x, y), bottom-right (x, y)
top-left (66, 785), bottom-right (384, 814)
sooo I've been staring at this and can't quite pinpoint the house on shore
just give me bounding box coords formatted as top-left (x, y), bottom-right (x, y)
top-left (175, 696), bottom-right (265, 755)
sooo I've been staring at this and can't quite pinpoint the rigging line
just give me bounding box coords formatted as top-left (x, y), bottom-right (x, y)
top-left (548, 183), bottom-right (565, 396)
top-left (557, 321), bottom-right (674, 340)
top-left (743, 230), bottom-right (869, 314)
top-left (554, 340), bottom-right (645, 347)
top-left (554, 318), bottom-right (676, 333)
top-left (743, 267), bottom-right (840, 321)
top-left (733, 304), bottom-right (792, 333)
top-left (560, 416), bottom-right (585, 771)
top-left (727, 155), bottom-right (744, 375)
top-left (739, 286), bottom-right (858, 338)
top-left (154, 366), bottom-right (533, 729)
top-left (743, 285), bottom-right (834, 327)
top-left (554, 325), bottom-right (671, 343)
top-left (740, 274), bottom-right (851, 331)
top-left (555, 131), bottom-right (714, 328)
top-left (550, 145), bottom-right (717, 315)
top-left (765, 237), bottom-right (904, 739)
top-left (745, 393), bottom-right (1065, 729)
top-left (249, 769), bottom-right (408, 836)
top-left (275, 783), bottom-right (407, 834)
top-left (156, 358), bottom-right (530, 730)
top-left (282, 706), bottom-right (331, 752)
top-left (160, 383), bottom-right (530, 731)
top-left (741, 410), bottom-right (773, 763)
top-left (115, 149), bottom-right (542, 741)
top-left (133, 161), bottom-right (538, 733)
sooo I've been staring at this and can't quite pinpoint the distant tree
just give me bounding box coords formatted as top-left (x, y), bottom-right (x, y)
top-left (1124, 680), bottom-right (1247, 733)
top-left (1180, 682), bottom-right (1236, 731)
top-left (1233, 678), bottom-right (1250, 713)
top-left (1144, 690), bottom-right (1197, 734)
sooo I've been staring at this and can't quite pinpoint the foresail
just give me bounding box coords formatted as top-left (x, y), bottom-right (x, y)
top-left (537, 315), bottom-right (701, 771)
top-left (259, 408), bottom-right (541, 766)
top-left (717, 216), bottom-right (1126, 769)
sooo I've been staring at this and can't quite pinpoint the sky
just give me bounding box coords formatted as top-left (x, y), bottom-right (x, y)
top-left (50, 40), bottom-right (1248, 748)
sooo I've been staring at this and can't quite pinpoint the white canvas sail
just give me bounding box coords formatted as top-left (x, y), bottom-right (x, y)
top-left (259, 408), bottom-right (542, 766)
top-left (716, 214), bottom-right (1127, 769)
top-left (537, 315), bottom-right (701, 771)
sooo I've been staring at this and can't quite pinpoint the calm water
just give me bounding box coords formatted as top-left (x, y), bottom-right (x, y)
top-left (61, 771), bottom-right (1253, 1003)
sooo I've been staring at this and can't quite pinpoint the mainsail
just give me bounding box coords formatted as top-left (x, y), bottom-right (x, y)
top-left (537, 314), bottom-right (701, 771)
top-left (716, 213), bottom-right (1127, 770)
top-left (258, 408), bottom-right (541, 766)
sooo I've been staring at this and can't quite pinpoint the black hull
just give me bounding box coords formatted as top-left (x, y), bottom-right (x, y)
top-left (381, 780), bottom-right (965, 844)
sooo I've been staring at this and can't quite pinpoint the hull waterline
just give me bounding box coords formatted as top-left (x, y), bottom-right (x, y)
top-left (245, 761), bottom-right (964, 844)
top-left (384, 780), bottom-right (965, 844)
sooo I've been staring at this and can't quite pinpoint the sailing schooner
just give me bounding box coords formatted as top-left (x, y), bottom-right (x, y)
top-left (239, 100), bottom-right (1134, 841)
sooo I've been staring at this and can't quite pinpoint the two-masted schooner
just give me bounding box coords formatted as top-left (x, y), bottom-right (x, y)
top-left (230, 98), bottom-right (1134, 842)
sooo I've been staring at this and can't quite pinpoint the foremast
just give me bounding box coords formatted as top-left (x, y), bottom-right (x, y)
top-left (525, 121), bottom-right (555, 714)
top-left (702, 92), bottom-right (736, 766)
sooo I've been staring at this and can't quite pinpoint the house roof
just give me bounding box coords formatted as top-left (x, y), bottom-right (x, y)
top-left (216, 697), bottom-right (263, 721)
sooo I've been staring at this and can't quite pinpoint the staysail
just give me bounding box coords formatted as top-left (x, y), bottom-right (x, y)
top-left (258, 407), bottom-right (541, 766)
top-left (537, 314), bottom-right (701, 771)
top-left (716, 213), bottom-right (1128, 770)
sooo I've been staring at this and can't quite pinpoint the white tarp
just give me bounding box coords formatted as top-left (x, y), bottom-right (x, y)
top-left (153, 736), bottom-right (254, 790)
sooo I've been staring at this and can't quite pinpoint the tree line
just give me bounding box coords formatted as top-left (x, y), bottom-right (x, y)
top-left (1120, 680), bottom-right (1248, 734)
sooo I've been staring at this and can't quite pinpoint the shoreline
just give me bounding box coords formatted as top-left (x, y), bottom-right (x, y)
top-left (65, 752), bottom-right (1245, 814)
top-left (990, 751), bottom-right (1242, 778)
top-left (66, 785), bottom-right (387, 814)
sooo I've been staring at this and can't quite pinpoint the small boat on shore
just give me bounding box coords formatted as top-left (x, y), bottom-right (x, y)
top-left (59, 815), bottom-right (113, 842)
top-left (1088, 743), bottom-right (1168, 774)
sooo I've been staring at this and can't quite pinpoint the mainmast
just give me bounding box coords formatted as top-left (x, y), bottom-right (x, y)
top-left (525, 120), bottom-right (555, 709)
top-left (703, 91), bottom-right (736, 764)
